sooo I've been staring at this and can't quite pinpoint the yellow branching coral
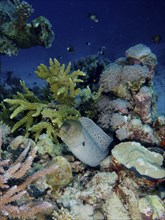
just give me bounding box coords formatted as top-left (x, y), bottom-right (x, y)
top-left (29, 105), bottom-right (80, 141)
top-left (4, 60), bottom-right (84, 142)
top-left (4, 81), bottom-right (47, 137)
top-left (35, 58), bottom-right (86, 104)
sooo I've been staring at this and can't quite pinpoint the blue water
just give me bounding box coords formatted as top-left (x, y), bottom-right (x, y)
top-left (1, 0), bottom-right (165, 114)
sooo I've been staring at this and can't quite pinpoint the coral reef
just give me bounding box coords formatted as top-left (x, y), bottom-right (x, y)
top-left (125, 43), bottom-right (157, 72)
top-left (100, 63), bottom-right (150, 98)
top-left (60, 117), bottom-right (113, 167)
top-left (0, 0), bottom-right (54, 55)
top-left (36, 133), bottom-right (62, 157)
top-left (98, 44), bottom-right (164, 146)
top-left (0, 44), bottom-right (165, 220)
top-left (52, 207), bottom-right (77, 220)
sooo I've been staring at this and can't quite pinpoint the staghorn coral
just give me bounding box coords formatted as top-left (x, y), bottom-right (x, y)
top-left (0, 132), bottom-right (62, 220)
top-left (4, 80), bottom-right (48, 138)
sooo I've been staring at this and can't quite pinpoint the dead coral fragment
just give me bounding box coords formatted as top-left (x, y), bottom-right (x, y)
top-left (35, 58), bottom-right (86, 104)
top-left (111, 141), bottom-right (165, 179)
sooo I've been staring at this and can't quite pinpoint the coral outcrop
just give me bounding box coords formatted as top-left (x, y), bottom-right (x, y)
top-left (98, 44), bottom-right (164, 146)
top-left (0, 0), bottom-right (54, 55)
top-left (125, 43), bottom-right (157, 72)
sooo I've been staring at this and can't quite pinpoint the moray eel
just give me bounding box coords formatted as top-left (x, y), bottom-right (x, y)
top-left (59, 117), bottom-right (113, 167)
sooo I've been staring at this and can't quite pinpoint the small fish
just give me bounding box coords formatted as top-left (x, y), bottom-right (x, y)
top-left (88, 13), bottom-right (99, 23)
top-left (98, 46), bottom-right (106, 55)
top-left (86, 42), bottom-right (91, 46)
top-left (152, 35), bottom-right (162, 44)
top-left (66, 46), bottom-right (74, 52)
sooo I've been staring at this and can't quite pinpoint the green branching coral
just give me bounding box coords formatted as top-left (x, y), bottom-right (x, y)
top-left (35, 58), bottom-right (86, 104)
top-left (4, 60), bottom-right (85, 142)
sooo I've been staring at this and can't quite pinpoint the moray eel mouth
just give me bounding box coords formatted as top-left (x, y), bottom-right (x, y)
top-left (59, 120), bottom-right (82, 139)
